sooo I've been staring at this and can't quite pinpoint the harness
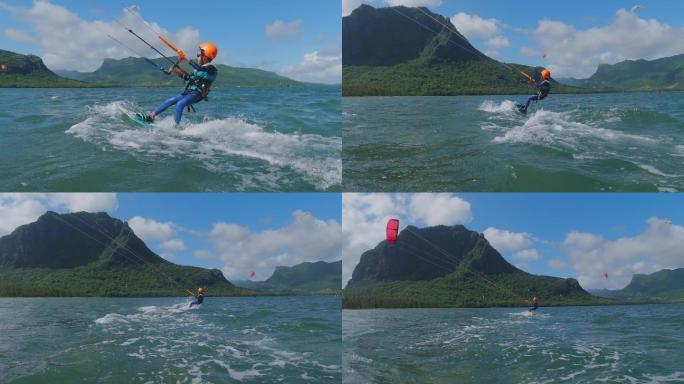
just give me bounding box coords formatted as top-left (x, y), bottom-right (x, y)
top-left (537, 80), bottom-right (551, 100)
top-left (182, 64), bottom-right (217, 112)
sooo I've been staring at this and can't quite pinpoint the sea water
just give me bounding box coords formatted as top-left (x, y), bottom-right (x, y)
top-left (0, 296), bottom-right (341, 383)
top-left (0, 86), bottom-right (341, 192)
top-left (343, 93), bottom-right (684, 192)
top-left (343, 304), bottom-right (684, 383)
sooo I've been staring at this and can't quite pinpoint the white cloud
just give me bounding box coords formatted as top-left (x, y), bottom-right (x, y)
top-left (342, 0), bottom-right (365, 16)
top-left (194, 249), bottom-right (214, 259)
top-left (564, 217), bottom-right (684, 289)
top-left (342, 193), bottom-right (472, 286)
top-left (408, 193), bottom-right (472, 226)
top-left (281, 50), bottom-right (341, 84)
top-left (483, 227), bottom-right (532, 252)
top-left (519, 47), bottom-right (540, 57)
top-left (266, 20), bottom-right (302, 41)
top-left (128, 216), bottom-right (176, 242)
top-left (0, 193), bottom-right (119, 236)
top-left (486, 35), bottom-right (510, 48)
top-left (451, 12), bottom-right (501, 39)
top-left (0, 1), bottom-right (201, 71)
top-left (48, 193), bottom-right (118, 212)
top-left (3, 27), bottom-right (35, 43)
top-left (514, 249), bottom-right (540, 261)
top-left (533, 9), bottom-right (684, 78)
top-left (208, 210), bottom-right (341, 282)
top-left (548, 259), bottom-right (568, 269)
top-left (342, 0), bottom-right (442, 17)
top-left (161, 238), bottom-right (185, 252)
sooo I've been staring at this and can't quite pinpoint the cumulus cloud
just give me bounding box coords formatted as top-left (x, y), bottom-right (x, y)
top-left (342, 0), bottom-right (365, 16)
top-left (281, 50), bottom-right (341, 84)
top-left (408, 193), bottom-right (472, 226)
top-left (3, 27), bottom-right (35, 43)
top-left (548, 259), bottom-right (568, 269)
top-left (514, 249), bottom-right (540, 261)
top-left (533, 9), bottom-right (684, 78)
top-left (343, 0), bottom-right (442, 17)
top-left (206, 210), bottom-right (341, 282)
top-left (342, 193), bottom-right (472, 285)
top-left (265, 20), bottom-right (302, 41)
top-left (48, 193), bottom-right (118, 212)
top-left (0, 1), bottom-right (201, 71)
top-left (451, 12), bottom-right (501, 39)
top-left (483, 227), bottom-right (533, 252)
top-left (0, 193), bottom-right (118, 236)
top-left (161, 238), bottom-right (185, 252)
top-left (486, 35), bottom-right (510, 48)
top-left (564, 217), bottom-right (684, 289)
top-left (128, 216), bottom-right (177, 242)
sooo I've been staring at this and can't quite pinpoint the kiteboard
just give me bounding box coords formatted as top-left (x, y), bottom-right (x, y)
top-left (119, 106), bottom-right (155, 127)
top-left (515, 103), bottom-right (527, 115)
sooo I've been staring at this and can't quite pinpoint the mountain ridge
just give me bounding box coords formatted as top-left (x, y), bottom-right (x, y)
top-left (0, 211), bottom-right (246, 297)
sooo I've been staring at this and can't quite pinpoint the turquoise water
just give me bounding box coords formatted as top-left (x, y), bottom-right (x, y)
top-left (0, 86), bottom-right (341, 191)
top-left (0, 296), bottom-right (341, 383)
top-left (343, 305), bottom-right (684, 383)
top-left (343, 93), bottom-right (684, 192)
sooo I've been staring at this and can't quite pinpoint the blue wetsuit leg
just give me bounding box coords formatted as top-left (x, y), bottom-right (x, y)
top-left (524, 95), bottom-right (539, 111)
top-left (173, 93), bottom-right (201, 125)
top-left (154, 94), bottom-right (184, 116)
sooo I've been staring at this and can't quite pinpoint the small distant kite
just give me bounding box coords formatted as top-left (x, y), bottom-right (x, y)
top-left (250, 271), bottom-right (256, 279)
top-left (630, 5), bottom-right (641, 13)
top-left (603, 272), bottom-right (609, 279)
top-left (1, 64), bottom-right (7, 72)
top-left (542, 53), bottom-right (548, 59)
top-left (386, 218), bottom-right (399, 244)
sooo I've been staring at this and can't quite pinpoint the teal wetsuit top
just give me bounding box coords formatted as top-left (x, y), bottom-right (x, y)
top-left (185, 60), bottom-right (218, 99)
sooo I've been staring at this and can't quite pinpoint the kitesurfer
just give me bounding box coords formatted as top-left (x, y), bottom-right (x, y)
top-left (519, 69), bottom-right (551, 114)
top-left (137, 42), bottom-right (219, 125)
top-left (189, 287), bottom-right (205, 307)
top-left (529, 295), bottom-right (539, 311)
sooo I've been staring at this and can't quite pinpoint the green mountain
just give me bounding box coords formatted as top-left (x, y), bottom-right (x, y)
top-left (0, 211), bottom-right (250, 297)
top-left (342, 5), bottom-right (583, 96)
top-left (591, 268), bottom-right (684, 301)
top-left (234, 260), bottom-right (341, 295)
top-left (57, 56), bottom-right (301, 87)
top-left (564, 54), bottom-right (684, 91)
top-left (343, 225), bottom-right (605, 309)
top-left (0, 49), bottom-right (90, 88)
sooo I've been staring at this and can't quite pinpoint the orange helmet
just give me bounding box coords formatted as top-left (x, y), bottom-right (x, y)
top-left (198, 287), bottom-right (205, 294)
top-left (540, 69), bottom-right (551, 80)
top-left (198, 42), bottom-right (218, 61)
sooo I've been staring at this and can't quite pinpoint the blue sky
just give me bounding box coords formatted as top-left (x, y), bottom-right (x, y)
top-left (343, 0), bottom-right (684, 78)
top-left (0, 193), bottom-right (342, 282)
top-left (0, 0), bottom-right (341, 83)
top-left (343, 193), bottom-right (684, 290)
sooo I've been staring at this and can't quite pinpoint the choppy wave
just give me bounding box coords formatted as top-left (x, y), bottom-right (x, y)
top-left (66, 101), bottom-right (341, 190)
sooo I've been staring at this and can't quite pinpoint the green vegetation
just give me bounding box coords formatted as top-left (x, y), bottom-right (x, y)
top-left (343, 225), bottom-right (609, 309)
top-left (236, 261), bottom-right (341, 295)
top-left (57, 56), bottom-right (301, 88)
top-left (0, 49), bottom-right (91, 88)
top-left (592, 268), bottom-right (684, 302)
top-left (342, 5), bottom-right (596, 96)
top-left (0, 211), bottom-right (254, 297)
top-left (569, 54), bottom-right (684, 91)
top-left (1, 48), bottom-right (301, 88)
top-left (344, 273), bottom-right (610, 309)
top-left (343, 61), bottom-right (586, 96)
top-left (0, 266), bottom-right (254, 297)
